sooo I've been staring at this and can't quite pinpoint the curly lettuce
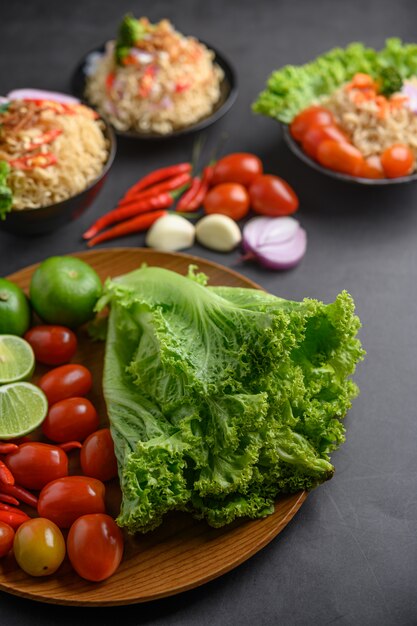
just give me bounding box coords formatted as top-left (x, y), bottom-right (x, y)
top-left (253, 38), bottom-right (417, 123)
top-left (99, 266), bottom-right (364, 533)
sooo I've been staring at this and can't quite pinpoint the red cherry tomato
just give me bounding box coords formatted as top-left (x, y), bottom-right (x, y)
top-left (290, 106), bottom-right (334, 141)
top-left (0, 521), bottom-right (14, 557)
top-left (211, 153), bottom-right (263, 187)
top-left (359, 155), bottom-right (384, 179)
top-left (38, 364), bottom-right (92, 405)
top-left (5, 442), bottom-right (68, 490)
top-left (203, 183), bottom-right (250, 220)
top-left (67, 514), bottom-right (123, 582)
top-left (380, 144), bottom-right (415, 178)
top-left (42, 397), bottom-right (99, 443)
top-left (80, 429), bottom-right (118, 482)
top-left (249, 174), bottom-right (299, 216)
top-left (24, 326), bottom-right (77, 366)
top-left (301, 124), bottom-right (349, 159)
top-left (38, 476), bottom-right (105, 528)
top-left (316, 140), bottom-right (365, 176)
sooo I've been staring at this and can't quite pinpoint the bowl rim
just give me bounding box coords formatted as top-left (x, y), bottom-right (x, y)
top-left (281, 124), bottom-right (417, 186)
top-left (7, 112), bottom-right (117, 215)
top-left (71, 39), bottom-right (238, 140)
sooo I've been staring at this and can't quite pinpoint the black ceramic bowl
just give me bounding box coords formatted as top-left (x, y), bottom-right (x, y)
top-left (282, 124), bottom-right (417, 186)
top-left (0, 118), bottom-right (116, 236)
top-left (71, 42), bottom-right (238, 140)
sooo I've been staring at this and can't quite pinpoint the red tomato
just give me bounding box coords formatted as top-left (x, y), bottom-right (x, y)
top-left (380, 144), bottom-right (415, 178)
top-left (24, 326), bottom-right (77, 366)
top-left (38, 476), bottom-right (105, 528)
top-left (316, 140), bottom-right (365, 176)
top-left (203, 183), bottom-right (250, 220)
top-left (359, 155), bottom-right (384, 179)
top-left (38, 364), bottom-right (92, 405)
top-left (67, 514), bottom-right (123, 582)
top-left (80, 429), bottom-right (118, 482)
top-left (301, 124), bottom-right (349, 159)
top-left (211, 153), bottom-right (263, 187)
top-left (5, 442), bottom-right (68, 490)
top-left (249, 174), bottom-right (299, 216)
top-left (42, 397), bottom-right (99, 443)
top-left (290, 106), bottom-right (334, 141)
top-left (0, 521), bottom-right (14, 557)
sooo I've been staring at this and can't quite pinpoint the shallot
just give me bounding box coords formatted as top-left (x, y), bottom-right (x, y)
top-left (242, 217), bottom-right (307, 269)
top-left (7, 89), bottom-right (79, 104)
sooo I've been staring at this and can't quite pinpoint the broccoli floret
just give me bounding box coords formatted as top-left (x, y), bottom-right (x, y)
top-left (379, 67), bottom-right (403, 96)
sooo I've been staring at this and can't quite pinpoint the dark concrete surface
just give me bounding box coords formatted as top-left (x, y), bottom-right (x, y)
top-left (1, 1), bottom-right (417, 624)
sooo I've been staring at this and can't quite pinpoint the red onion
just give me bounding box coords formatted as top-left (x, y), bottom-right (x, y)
top-left (242, 216), bottom-right (307, 270)
top-left (7, 89), bottom-right (79, 104)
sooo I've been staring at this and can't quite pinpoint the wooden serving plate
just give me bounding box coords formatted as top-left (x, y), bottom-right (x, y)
top-left (1, 248), bottom-right (307, 606)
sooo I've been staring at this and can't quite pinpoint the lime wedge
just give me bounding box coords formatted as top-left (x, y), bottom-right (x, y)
top-left (0, 335), bottom-right (35, 384)
top-left (0, 382), bottom-right (48, 439)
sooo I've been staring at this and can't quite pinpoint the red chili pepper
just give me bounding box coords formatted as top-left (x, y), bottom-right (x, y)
top-left (0, 460), bottom-right (14, 485)
top-left (83, 193), bottom-right (174, 240)
top-left (0, 509), bottom-right (30, 529)
top-left (9, 152), bottom-right (58, 170)
top-left (0, 483), bottom-right (38, 508)
top-left (120, 171), bottom-right (192, 206)
top-left (59, 441), bottom-right (82, 452)
top-left (181, 165), bottom-right (214, 211)
top-left (0, 493), bottom-right (20, 506)
top-left (176, 176), bottom-right (202, 212)
top-left (0, 443), bottom-right (19, 455)
top-left (87, 209), bottom-right (167, 248)
top-left (139, 65), bottom-right (156, 98)
top-left (26, 128), bottom-right (62, 151)
top-left (0, 502), bottom-right (16, 511)
top-left (122, 163), bottom-right (191, 199)
top-left (105, 72), bottom-right (115, 93)
top-left (175, 80), bottom-right (191, 93)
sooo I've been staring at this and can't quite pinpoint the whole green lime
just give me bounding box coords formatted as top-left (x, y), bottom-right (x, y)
top-left (0, 278), bottom-right (31, 336)
top-left (30, 256), bottom-right (102, 328)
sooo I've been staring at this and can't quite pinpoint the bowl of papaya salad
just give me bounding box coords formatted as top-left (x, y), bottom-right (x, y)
top-left (254, 38), bottom-right (417, 184)
top-left (0, 91), bottom-right (116, 235)
top-left (72, 14), bottom-right (237, 139)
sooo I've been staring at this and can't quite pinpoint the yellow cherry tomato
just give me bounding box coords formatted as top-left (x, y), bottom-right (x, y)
top-left (13, 518), bottom-right (66, 577)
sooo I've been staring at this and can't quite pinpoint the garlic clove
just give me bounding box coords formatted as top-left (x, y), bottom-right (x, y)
top-left (146, 214), bottom-right (195, 251)
top-left (195, 214), bottom-right (242, 252)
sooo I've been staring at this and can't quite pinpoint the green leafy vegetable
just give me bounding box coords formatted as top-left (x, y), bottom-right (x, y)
top-left (0, 160), bottom-right (13, 220)
top-left (115, 14), bottom-right (147, 66)
top-left (253, 38), bottom-right (417, 123)
top-left (379, 67), bottom-right (403, 96)
top-left (99, 266), bottom-right (364, 533)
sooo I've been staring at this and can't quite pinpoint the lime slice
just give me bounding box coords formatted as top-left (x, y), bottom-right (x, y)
top-left (0, 335), bottom-right (35, 384)
top-left (0, 382), bottom-right (48, 439)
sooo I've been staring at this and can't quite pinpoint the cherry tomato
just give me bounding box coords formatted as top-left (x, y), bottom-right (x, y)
top-left (380, 144), bottom-right (415, 178)
top-left (67, 514), bottom-right (123, 582)
top-left (38, 364), bottom-right (92, 405)
top-left (13, 518), bottom-right (65, 576)
top-left (203, 183), bottom-right (250, 220)
top-left (24, 325), bottom-right (77, 366)
top-left (0, 521), bottom-right (14, 557)
top-left (249, 174), bottom-right (299, 216)
top-left (359, 155), bottom-right (384, 179)
top-left (5, 442), bottom-right (68, 490)
top-left (301, 124), bottom-right (349, 159)
top-left (42, 397), bottom-right (99, 443)
top-left (211, 153), bottom-right (263, 187)
top-left (80, 429), bottom-right (118, 482)
top-left (316, 140), bottom-right (365, 176)
top-left (290, 106), bottom-right (334, 141)
top-left (38, 476), bottom-right (105, 528)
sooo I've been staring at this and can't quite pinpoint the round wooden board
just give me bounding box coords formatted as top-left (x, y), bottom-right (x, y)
top-left (0, 248), bottom-right (307, 606)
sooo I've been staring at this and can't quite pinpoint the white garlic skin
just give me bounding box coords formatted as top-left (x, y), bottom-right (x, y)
top-left (195, 214), bottom-right (242, 252)
top-left (146, 214), bottom-right (195, 251)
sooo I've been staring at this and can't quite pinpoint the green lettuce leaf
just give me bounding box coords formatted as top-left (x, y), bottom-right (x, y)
top-left (100, 266), bottom-right (364, 533)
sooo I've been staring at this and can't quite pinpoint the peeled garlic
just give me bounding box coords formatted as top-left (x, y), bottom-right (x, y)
top-left (146, 214), bottom-right (195, 251)
top-left (195, 214), bottom-right (242, 252)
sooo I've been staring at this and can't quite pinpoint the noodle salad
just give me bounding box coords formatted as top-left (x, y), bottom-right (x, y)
top-left (0, 99), bottom-right (109, 216)
top-left (85, 15), bottom-right (224, 135)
